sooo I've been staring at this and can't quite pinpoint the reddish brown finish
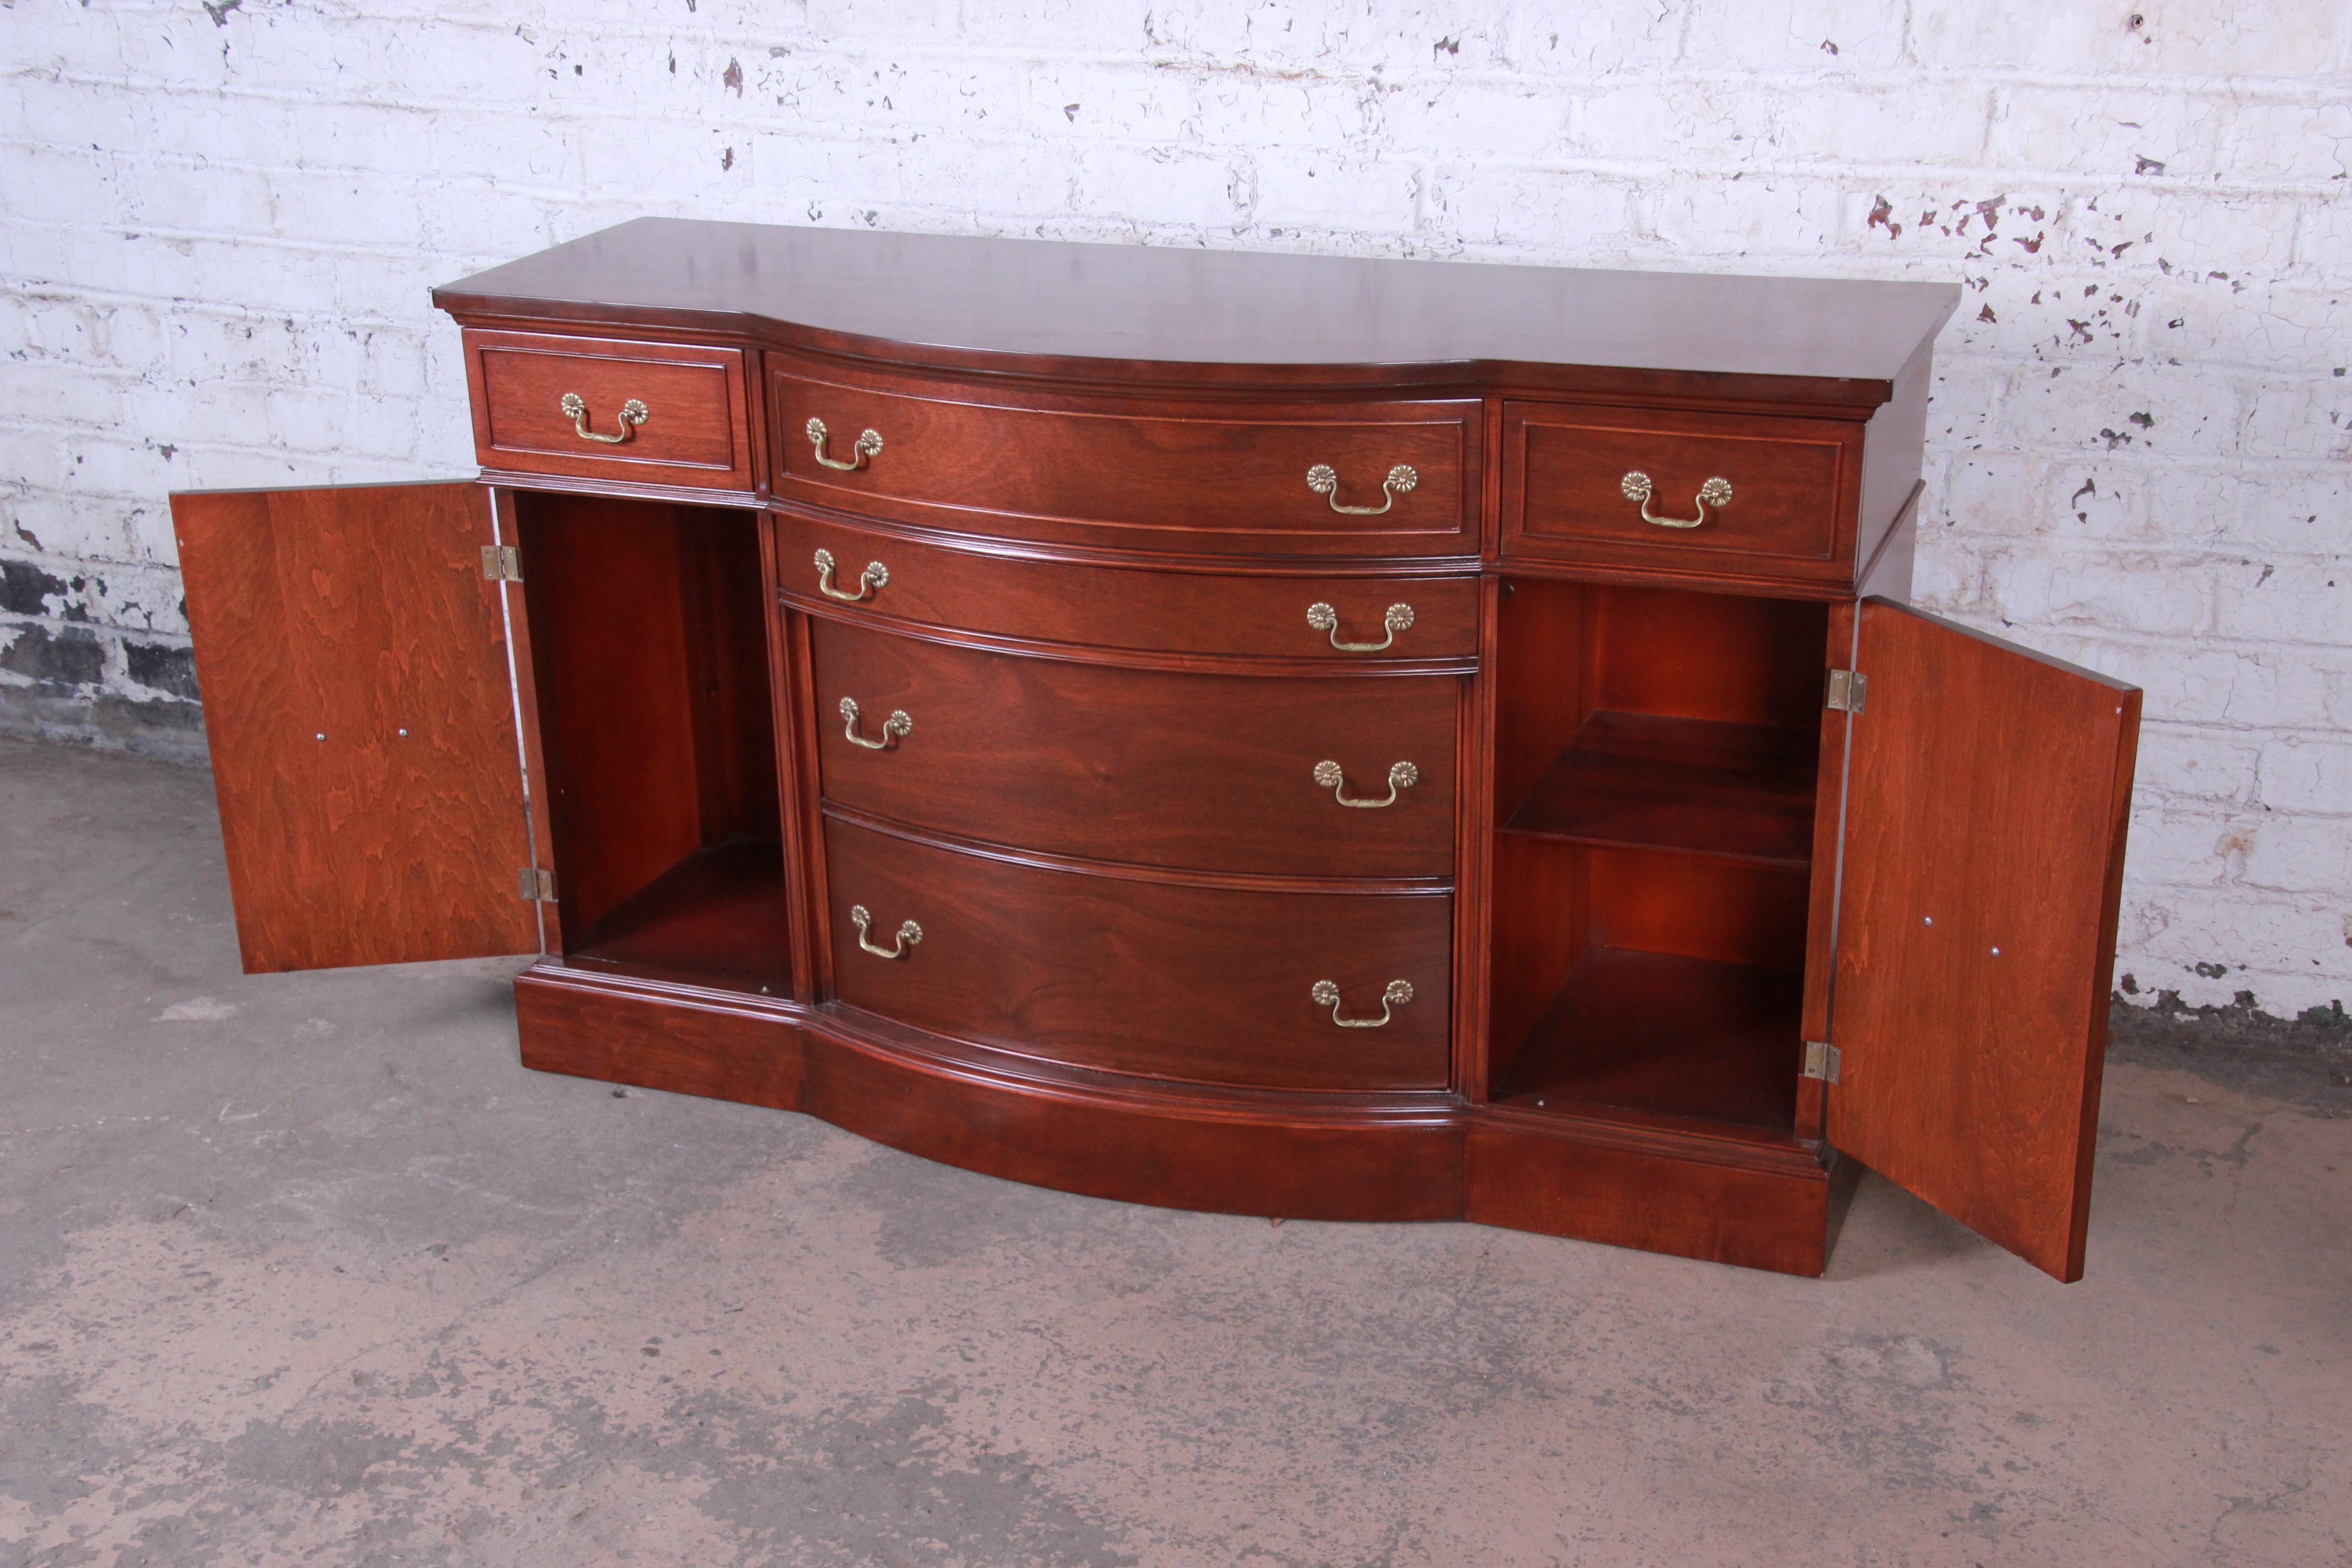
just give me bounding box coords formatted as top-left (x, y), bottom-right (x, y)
top-left (435, 217), bottom-right (1958, 402)
top-left (465, 329), bottom-right (755, 494)
top-left (512, 495), bottom-right (781, 938)
top-left (1495, 947), bottom-right (1802, 1132)
top-left (1796, 597), bottom-right (1860, 1138)
top-left (773, 509), bottom-right (1480, 665)
top-left (771, 363), bottom-right (1478, 557)
top-left (1502, 710), bottom-right (1817, 869)
top-left (821, 814), bottom-right (1453, 1092)
top-left (517, 967), bottom-right (806, 1112)
top-left (1465, 1117), bottom-right (1835, 1274)
top-left (808, 618), bottom-right (1458, 879)
top-left (152, 220), bottom-right (2146, 1280)
top-left (566, 841), bottom-right (794, 997)
top-left (171, 482), bottom-right (537, 973)
top-left (1501, 402), bottom-right (1861, 587)
top-left (1828, 600), bottom-right (2141, 1282)
top-left (804, 1007), bottom-right (1465, 1222)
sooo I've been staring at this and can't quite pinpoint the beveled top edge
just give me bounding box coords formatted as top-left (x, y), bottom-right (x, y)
top-left (432, 218), bottom-right (1960, 403)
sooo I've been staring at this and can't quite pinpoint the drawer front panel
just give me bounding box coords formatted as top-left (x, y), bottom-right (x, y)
top-left (771, 364), bottom-right (1477, 556)
top-left (1502, 402), bottom-right (1858, 577)
top-left (776, 513), bottom-right (1479, 663)
top-left (466, 330), bottom-right (755, 491)
top-left (811, 620), bottom-right (1457, 879)
top-left (823, 818), bottom-right (1453, 1091)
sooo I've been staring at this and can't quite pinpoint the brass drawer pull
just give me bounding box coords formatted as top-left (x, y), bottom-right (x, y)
top-left (559, 392), bottom-right (648, 445)
top-left (1620, 471), bottom-right (1732, 530)
top-left (807, 417), bottom-right (883, 471)
top-left (1313, 759), bottom-right (1418, 808)
top-left (1306, 601), bottom-right (1414, 652)
top-left (813, 548), bottom-right (887, 603)
top-left (839, 696), bottom-right (911, 750)
top-left (849, 904), bottom-right (921, 959)
top-left (1306, 462), bottom-right (1417, 515)
top-left (1311, 978), bottom-right (1413, 1028)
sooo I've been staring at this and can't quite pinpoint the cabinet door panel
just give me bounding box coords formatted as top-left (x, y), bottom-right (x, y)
top-left (1827, 598), bottom-right (2139, 1281)
top-left (172, 482), bottom-right (539, 973)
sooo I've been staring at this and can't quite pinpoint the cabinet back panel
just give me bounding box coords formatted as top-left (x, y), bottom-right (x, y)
top-left (1585, 848), bottom-right (1809, 972)
top-left (519, 496), bottom-right (777, 936)
top-left (1586, 586), bottom-right (1828, 732)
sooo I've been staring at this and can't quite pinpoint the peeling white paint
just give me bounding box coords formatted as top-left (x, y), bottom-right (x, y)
top-left (0, 2), bottom-right (2346, 1016)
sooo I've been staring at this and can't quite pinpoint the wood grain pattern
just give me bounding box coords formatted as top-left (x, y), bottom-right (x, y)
top-left (1827, 598), bottom-right (2141, 1282)
top-left (513, 495), bottom-right (780, 944)
top-left (771, 363), bottom-right (1477, 555)
top-left (171, 482), bottom-right (538, 973)
top-left (510, 961), bottom-right (1840, 1266)
top-left (1796, 598), bottom-right (1859, 1139)
top-left (1494, 946), bottom-right (1802, 1132)
top-left (433, 217), bottom-right (1958, 401)
top-left (465, 329), bottom-right (753, 492)
top-left (1465, 1118), bottom-right (1835, 1274)
top-left (821, 814), bottom-right (1453, 1092)
top-left (517, 967), bottom-right (806, 1111)
top-left (1501, 402), bottom-right (1861, 587)
top-left (1502, 710), bottom-right (1817, 869)
top-left (772, 509), bottom-right (1480, 663)
top-left (808, 617), bottom-right (1458, 878)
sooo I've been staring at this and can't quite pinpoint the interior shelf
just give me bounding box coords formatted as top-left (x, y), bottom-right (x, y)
top-left (1500, 710), bottom-right (1818, 869)
top-left (567, 839), bottom-right (792, 995)
top-left (1494, 946), bottom-right (1802, 1134)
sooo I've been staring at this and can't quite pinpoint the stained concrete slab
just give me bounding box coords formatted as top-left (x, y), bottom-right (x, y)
top-left (0, 734), bottom-right (2346, 1567)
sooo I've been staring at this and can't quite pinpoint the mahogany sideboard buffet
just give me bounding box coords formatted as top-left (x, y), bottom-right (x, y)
top-left (169, 218), bottom-right (2141, 1280)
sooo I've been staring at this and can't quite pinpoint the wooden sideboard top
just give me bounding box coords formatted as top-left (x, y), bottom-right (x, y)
top-left (432, 218), bottom-right (1959, 406)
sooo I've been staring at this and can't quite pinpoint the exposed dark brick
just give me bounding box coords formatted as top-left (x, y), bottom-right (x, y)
top-left (0, 560), bottom-right (66, 618)
top-left (0, 622), bottom-right (107, 688)
top-left (125, 640), bottom-right (201, 701)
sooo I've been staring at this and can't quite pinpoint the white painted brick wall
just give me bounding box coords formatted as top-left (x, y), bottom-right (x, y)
top-left (3, 0), bottom-right (2347, 1020)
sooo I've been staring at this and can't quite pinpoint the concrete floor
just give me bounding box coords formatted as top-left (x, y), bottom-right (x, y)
top-left (1, 737), bottom-right (2347, 1568)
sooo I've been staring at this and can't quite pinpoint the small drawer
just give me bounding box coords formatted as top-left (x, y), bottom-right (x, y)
top-left (775, 512), bottom-right (1478, 664)
top-left (823, 817), bottom-right (1452, 1091)
top-left (465, 330), bottom-right (755, 492)
top-left (770, 359), bottom-right (1477, 557)
top-left (1501, 402), bottom-right (1860, 581)
top-left (811, 619), bottom-right (1457, 879)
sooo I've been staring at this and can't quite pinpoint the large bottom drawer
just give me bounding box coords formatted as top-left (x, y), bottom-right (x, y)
top-left (823, 816), bottom-right (1452, 1091)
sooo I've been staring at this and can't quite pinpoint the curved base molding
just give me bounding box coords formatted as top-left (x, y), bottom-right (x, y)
top-left (514, 964), bottom-right (1850, 1275)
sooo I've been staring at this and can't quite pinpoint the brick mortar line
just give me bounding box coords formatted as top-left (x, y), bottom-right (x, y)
top-left (18, 42), bottom-right (2352, 98)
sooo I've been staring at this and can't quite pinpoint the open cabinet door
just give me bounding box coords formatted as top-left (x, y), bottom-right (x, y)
top-left (172, 482), bottom-right (541, 973)
top-left (1827, 598), bottom-right (2140, 1281)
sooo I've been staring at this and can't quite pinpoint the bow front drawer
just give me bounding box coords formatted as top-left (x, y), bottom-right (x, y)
top-left (822, 817), bottom-right (1452, 1092)
top-left (810, 619), bottom-right (1458, 879)
top-left (774, 513), bottom-right (1479, 664)
top-left (770, 361), bottom-right (1477, 557)
top-left (463, 330), bottom-right (755, 492)
top-left (1501, 402), bottom-right (1862, 585)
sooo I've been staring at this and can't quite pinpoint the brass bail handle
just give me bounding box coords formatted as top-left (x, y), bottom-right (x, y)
top-left (1313, 759), bottom-right (1419, 809)
top-left (1306, 462), bottom-right (1418, 515)
top-left (839, 696), bottom-right (912, 750)
top-left (1311, 978), bottom-right (1414, 1028)
top-left (807, 416), bottom-right (884, 471)
top-left (849, 904), bottom-right (921, 959)
top-left (560, 392), bottom-right (648, 445)
top-left (813, 548), bottom-right (888, 603)
top-left (1306, 601), bottom-right (1415, 653)
top-left (1620, 471), bottom-right (1732, 530)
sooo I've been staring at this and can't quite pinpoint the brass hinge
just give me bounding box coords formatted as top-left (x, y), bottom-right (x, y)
top-left (1825, 669), bottom-right (1867, 713)
top-left (517, 867), bottom-right (556, 902)
top-left (1802, 1040), bottom-right (1842, 1084)
top-left (481, 544), bottom-right (523, 582)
